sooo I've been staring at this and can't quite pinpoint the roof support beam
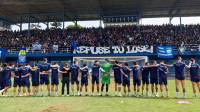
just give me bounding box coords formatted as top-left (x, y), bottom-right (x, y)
top-left (169, 0), bottom-right (182, 18)
top-left (29, 15), bottom-right (49, 27)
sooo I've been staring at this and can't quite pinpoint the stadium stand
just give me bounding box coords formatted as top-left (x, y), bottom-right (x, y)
top-left (1, 25), bottom-right (200, 52)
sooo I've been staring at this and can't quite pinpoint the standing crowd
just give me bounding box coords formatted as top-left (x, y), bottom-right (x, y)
top-left (1, 25), bottom-right (200, 51)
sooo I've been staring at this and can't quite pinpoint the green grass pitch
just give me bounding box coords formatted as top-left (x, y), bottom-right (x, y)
top-left (0, 79), bottom-right (199, 112)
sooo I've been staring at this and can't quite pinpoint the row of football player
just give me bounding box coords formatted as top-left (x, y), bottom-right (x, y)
top-left (0, 57), bottom-right (199, 98)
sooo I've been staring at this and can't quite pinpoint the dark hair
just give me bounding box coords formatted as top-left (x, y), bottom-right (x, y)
top-left (83, 64), bottom-right (87, 67)
top-left (53, 62), bottom-right (57, 65)
top-left (94, 60), bottom-right (98, 63)
top-left (105, 59), bottom-right (109, 62)
top-left (18, 64), bottom-right (22, 67)
top-left (177, 56), bottom-right (182, 60)
top-left (190, 58), bottom-right (195, 62)
top-left (64, 63), bottom-right (68, 67)
top-left (145, 62), bottom-right (149, 65)
top-left (124, 62), bottom-right (128, 66)
top-left (115, 60), bottom-right (119, 64)
top-left (133, 61), bottom-right (137, 65)
top-left (44, 58), bottom-right (48, 62)
top-left (3, 63), bottom-right (7, 67)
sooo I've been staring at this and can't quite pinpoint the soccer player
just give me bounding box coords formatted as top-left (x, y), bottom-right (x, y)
top-left (149, 61), bottom-right (159, 97)
top-left (141, 62), bottom-right (150, 96)
top-left (91, 60), bottom-right (102, 96)
top-left (158, 61), bottom-right (169, 97)
top-left (100, 59), bottom-right (112, 96)
top-left (51, 62), bottom-right (60, 96)
top-left (0, 63), bottom-right (12, 96)
top-left (20, 64), bottom-right (31, 96)
top-left (188, 58), bottom-right (200, 97)
top-left (132, 62), bottom-right (142, 97)
top-left (70, 61), bottom-right (80, 96)
top-left (113, 60), bottom-right (122, 96)
top-left (60, 63), bottom-right (71, 96)
top-left (80, 64), bottom-right (89, 96)
top-left (168, 56), bottom-right (188, 98)
top-left (13, 64), bottom-right (22, 96)
top-left (30, 63), bottom-right (40, 96)
top-left (121, 62), bottom-right (131, 96)
top-left (39, 58), bottom-right (51, 96)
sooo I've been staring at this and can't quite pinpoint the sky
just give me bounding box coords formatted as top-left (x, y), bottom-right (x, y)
top-left (11, 16), bottom-right (200, 31)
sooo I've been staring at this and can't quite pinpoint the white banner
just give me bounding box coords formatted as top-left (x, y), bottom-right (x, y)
top-left (74, 46), bottom-right (153, 54)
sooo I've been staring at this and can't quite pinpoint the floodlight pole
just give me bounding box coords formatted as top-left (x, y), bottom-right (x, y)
top-left (100, 17), bottom-right (102, 28)
top-left (179, 16), bottom-right (182, 31)
top-left (46, 22), bottom-right (49, 29)
top-left (20, 23), bottom-right (22, 32)
top-left (169, 17), bottom-right (173, 24)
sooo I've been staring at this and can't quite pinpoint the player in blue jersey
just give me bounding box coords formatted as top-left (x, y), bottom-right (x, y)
top-left (91, 60), bottom-right (100, 96)
top-left (132, 62), bottom-right (142, 97)
top-left (20, 64), bottom-right (31, 96)
top-left (51, 62), bottom-right (60, 96)
top-left (168, 56), bottom-right (189, 98)
top-left (39, 58), bottom-right (51, 96)
top-left (30, 63), bottom-right (40, 96)
top-left (188, 58), bottom-right (200, 97)
top-left (141, 62), bottom-right (150, 96)
top-left (149, 61), bottom-right (159, 97)
top-left (13, 64), bottom-right (22, 96)
top-left (0, 63), bottom-right (13, 96)
top-left (70, 61), bottom-right (80, 96)
top-left (158, 61), bottom-right (169, 97)
top-left (80, 64), bottom-right (89, 96)
top-left (60, 63), bottom-right (71, 96)
top-left (113, 60), bottom-right (122, 96)
top-left (121, 62), bottom-right (131, 96)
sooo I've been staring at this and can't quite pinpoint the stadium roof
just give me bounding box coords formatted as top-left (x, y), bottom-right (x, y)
top-left (1, 0), bottom-right (200, 24)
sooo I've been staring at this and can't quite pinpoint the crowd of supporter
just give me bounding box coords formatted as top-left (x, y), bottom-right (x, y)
top-left (0, 24), bottom-right (200, 51)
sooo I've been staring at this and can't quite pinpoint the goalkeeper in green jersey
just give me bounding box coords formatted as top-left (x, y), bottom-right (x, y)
top-left (100, 59), bottom-right (113, 96)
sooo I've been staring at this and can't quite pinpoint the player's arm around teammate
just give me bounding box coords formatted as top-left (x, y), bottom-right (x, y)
top-left (30, 64), bottom-right (40, 96)
top-left (50, 62), bottom-right (60, 96)
top-left (120, 63), bottom-right (131, 96)
top-left (167, 57), bottom-right (187, 98)
top-left (188, 58), bottom-right (200, 97)
top-left (70, 61), bottom-right (80, 96)
top-left (132, 62), bottom-right (141, 97)
top-left (0, 64), bottom-right (13, 96)
top-left (60, 63), bottom-right (71, 96)
top-left (158, 61), bottom-right (169, 97)
top-left (113, 61), bottom-right (123, 96)
top-left (13, 65), bottom-right (21, 97)
top-left (39, 58), bottom-right (51, 96)
top-left (141, 62), bottom-right (150, 97)
top-left (80, 64), bottom-right (89, 96)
